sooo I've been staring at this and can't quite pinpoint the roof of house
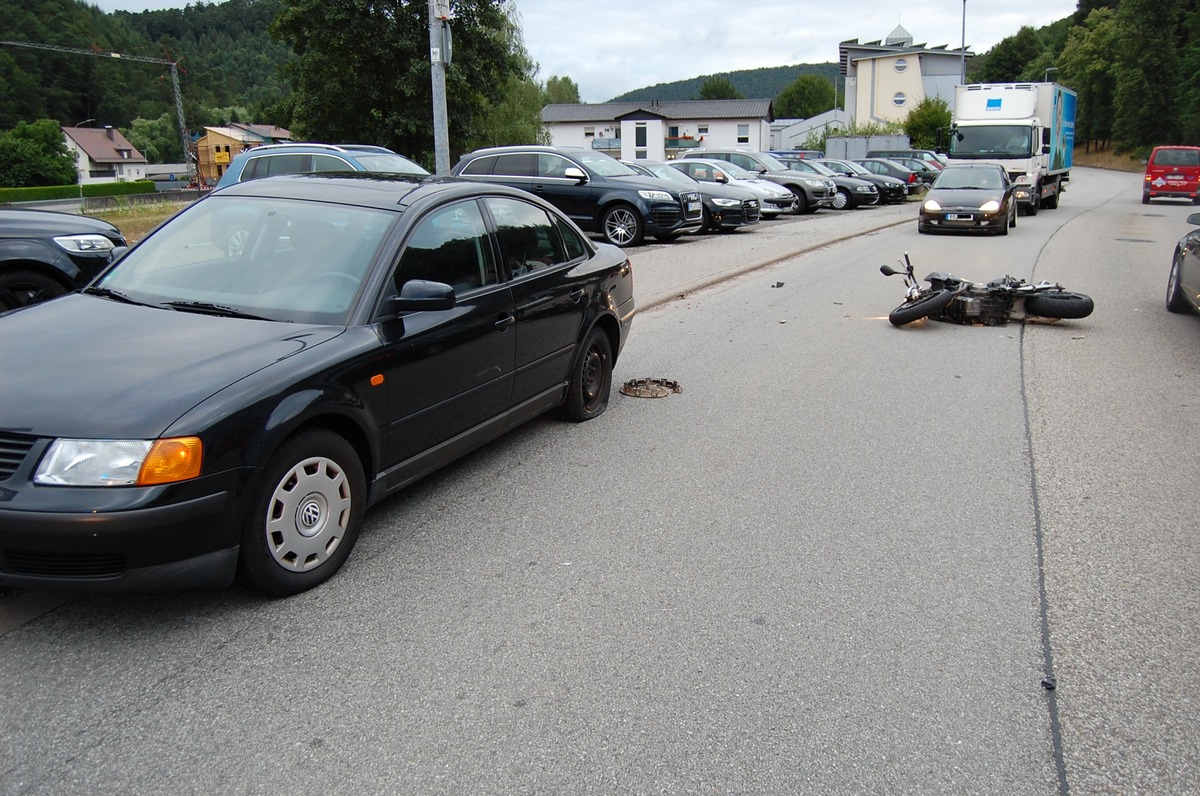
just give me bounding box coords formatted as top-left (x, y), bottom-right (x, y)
top-left (230, 123), bottom-right (292, 142)
top-left (542, 99), bottom-right (775, 124)
top-left (62, 126), bottom-right (147, 164)
top-left (839, 37), bottom-right (973, 75)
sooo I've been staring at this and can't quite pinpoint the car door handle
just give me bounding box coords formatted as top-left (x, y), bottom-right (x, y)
top-left (495, 314), bottom-right (515, 331)
top-left (569, 288), bottom-right (585, 303)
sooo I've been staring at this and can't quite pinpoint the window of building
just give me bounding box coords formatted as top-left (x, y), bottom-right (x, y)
top-left (635, 124), bottom-right (647, 147)
top-left (892, 93), bottom-right (907, 107)
top-left (698, 125), bottom-right (709, 135)
top-left (584, 126), bottom-right (595, 138)
top-left (737, 124), bottom-right (750, 144)
top-left (894, 58), bottom-right (908, 73)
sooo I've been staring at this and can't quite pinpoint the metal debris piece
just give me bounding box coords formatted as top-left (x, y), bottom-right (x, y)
top-left (620, 378), bottom-right (683, 398)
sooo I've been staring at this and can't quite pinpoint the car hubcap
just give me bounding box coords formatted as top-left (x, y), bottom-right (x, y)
top-left (832, 191), bottom-right (849, 210)
top-left (265, 456), bottom-right (352, 572)
top-left (605, 209), bottom-right (638, 245)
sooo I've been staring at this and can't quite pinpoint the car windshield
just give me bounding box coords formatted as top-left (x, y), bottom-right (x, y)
top-left (755, 152), bottom-right (790, 171)
top-left (639, 162), bottom-right (697, 186)
top-left (791, 159), bottom-right (835, 177)
top-left (349, 153), bottom-right (430, 176)
top-left (94, 195), bottom-right (397, 325)
top-left (934, 168), bottom-right (1003, 190)
top-left (833, 160), bottom-right (871, 176)
top-left (575, 151), bottom-right (638, 177)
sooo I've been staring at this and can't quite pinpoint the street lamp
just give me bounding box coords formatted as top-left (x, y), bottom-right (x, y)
top-left (1044, 67), bottom-right (1059, 83)
top-left (960, 0), bottom-right (967, 85)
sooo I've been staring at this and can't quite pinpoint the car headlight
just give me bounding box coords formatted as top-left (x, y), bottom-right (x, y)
top-left (923, 199), bottom-right (942, 212)
top-left (35, 437), bottom-right (203, 486)
top-left (638, 190), bottom-right (673, 201)
top-left (978, 200), bottom-right (1001, 212)
top-left (855, 186), bottom-right (875, 193)
top-left (53, 234), bottom-right (115, 255)
top-left (712, 198), bottom-right (741, 207)
top-left (804, 179), bottom-right (823, 188)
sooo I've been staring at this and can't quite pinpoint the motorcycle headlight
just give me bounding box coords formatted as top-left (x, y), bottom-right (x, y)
top-left (53, 234), bottom-right (115, 255)
top-left (978, 200), bottom-right (1001, 212)
top-left (923, 199), bottom-right (942, 212)
top-left (712, 198), bottom-right (740, 207)
top-left (638, 190), bottom-right (673, 202)
top-left (35, 437), bottom-right (203, 486)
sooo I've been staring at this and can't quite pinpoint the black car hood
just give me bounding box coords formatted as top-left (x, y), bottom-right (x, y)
top-left (928, 188), bottom-right (1004, 209)
top-left (0, 209), bottom-right (124, 243)
top-left (0, 294), bottom-right (344, 439)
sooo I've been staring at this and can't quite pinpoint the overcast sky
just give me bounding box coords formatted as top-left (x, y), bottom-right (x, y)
top-left (86, 0), bottom-right (1081, 102)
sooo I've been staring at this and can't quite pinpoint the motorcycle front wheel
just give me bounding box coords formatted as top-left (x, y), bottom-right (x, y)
top-left (888, 289), bottom-right (956, 327)
top-left (1024, 291), bottom-right (1094, 319)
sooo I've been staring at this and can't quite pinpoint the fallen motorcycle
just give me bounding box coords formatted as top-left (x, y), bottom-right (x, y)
top-left (880, 253), bottom-right (1094, 327)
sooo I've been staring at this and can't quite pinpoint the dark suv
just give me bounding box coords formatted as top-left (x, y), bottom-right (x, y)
top-left (451, 145), bottom-right (702, 247)
top-left (680, 147), bottom-right (835, 213)
top-left (0, 208), bottom-right (126, 311)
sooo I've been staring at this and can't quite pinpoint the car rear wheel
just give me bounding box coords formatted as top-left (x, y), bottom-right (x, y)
top-left (601, 205), bottom-right (644, 247)
top-left (0, 269), bottom-right (68, 310)
top-left (789, 187), bottom-right (809, 214)
top-left (239, 429), bottom-right (366, 596)
top-left (560, 326), bottom-right (612, 421)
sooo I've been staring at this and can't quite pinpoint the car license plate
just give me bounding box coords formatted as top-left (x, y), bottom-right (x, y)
top-left (946, 213), bottom-right (973, 221)
top-left (1167, 174), bottom-right (1186, 181)
top-left (688, 201), bottom-right (701, 212)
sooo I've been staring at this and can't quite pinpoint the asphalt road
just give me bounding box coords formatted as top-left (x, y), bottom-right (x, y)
top-left (2, 170), bottom-right (1198, 794)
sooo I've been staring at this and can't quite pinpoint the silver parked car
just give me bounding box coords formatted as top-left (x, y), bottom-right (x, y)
top-left (671, 158), bottom-right (799, 217)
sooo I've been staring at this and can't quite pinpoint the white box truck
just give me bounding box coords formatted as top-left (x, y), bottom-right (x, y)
top-left (948, 82), bottom-right (1077, 214)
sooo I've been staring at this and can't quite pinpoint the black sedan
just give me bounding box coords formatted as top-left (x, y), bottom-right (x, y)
top-left (815, 159), bottom-right (909, 203)
top-left (918, 163), bottom-right (1017, 235)
top-left (1167, 213), bottom-right (1200, 314)
top-left (0, 175), bottom-right (634, 595)
top-left (854, 158), bottom-right (927, 193)
top-left (0, 208), bottom-right (126, 310)
top-left (624, 159), bottom-right (761, 233)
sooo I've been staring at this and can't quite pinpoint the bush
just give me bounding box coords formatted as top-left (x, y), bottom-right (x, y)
top-left (0, 181), bottom-right (156, 203)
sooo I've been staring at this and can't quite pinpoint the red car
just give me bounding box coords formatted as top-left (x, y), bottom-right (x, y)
top-left (1143, 146), bottom-right (1200, 204)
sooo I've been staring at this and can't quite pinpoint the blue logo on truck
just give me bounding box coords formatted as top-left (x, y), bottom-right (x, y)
top-left (986, 98), bottom-right (1003, 111)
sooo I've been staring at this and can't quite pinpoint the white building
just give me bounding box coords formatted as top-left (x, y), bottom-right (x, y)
top-left (771, 110), bottom-right (851, 150)
top-left (62, 126), bottom-right (148, 184)
top-left (840, 25), bottom-right (973, 124)
top-left (540, 99), bottom-right (775, 161)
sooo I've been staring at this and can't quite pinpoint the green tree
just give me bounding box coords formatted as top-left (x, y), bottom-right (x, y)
top-left (903, 96), bottom-right (951, 150)
top-left (543, 75), bottom-right (581, 104)
top-left (469, 74), bottom-right (549, 148)
top-left (698, 76), bottom-right (742, 100)
top-left (1059, 8), bottom-right (1121, 151)
top-left (774, 74), bottom-right (834, 118)
top-left (977, 26), bottom-right (1044, 82)
top-left (1113, 0), bottom-right (1180, 149)
top-left (0, 118), bottom-right (77, 187)
top-left (271, 0), bottom-right (535, 164)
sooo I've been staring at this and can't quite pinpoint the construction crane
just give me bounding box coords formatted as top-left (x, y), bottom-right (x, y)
top-left (1, 40), bottom-right (195, 182)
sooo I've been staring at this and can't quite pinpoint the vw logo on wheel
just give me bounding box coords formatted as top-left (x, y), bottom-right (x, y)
top-left (299, 499), bottom-right (322, 531)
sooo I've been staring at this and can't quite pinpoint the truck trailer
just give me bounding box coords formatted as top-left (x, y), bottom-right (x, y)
top-left (948, 82), bottom-right (1077, 214)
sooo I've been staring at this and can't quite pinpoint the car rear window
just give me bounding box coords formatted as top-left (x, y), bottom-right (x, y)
top-left (1152, 148), bottom-right (1200, 167)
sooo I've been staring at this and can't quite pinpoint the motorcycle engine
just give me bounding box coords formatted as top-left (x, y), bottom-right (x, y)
top-left (938, 292), bottom-right (1012, 326)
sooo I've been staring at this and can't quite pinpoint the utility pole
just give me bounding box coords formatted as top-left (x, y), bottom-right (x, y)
top-left (428, 1), bottom-right (452, 175)
top-left (1, 40), bottom-right (195, 182)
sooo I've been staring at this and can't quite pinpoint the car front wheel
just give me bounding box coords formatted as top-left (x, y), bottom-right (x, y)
top-left (601, 205), bottom-right (644, 247)
top-left (0, 269), bottom-right (68, 310)
top-left (239, 429), bottom-right (366, 596)
top-left (1167, 254), bottom-right (1193, 313)
top-left (831, 189), bottom-right (851, 210)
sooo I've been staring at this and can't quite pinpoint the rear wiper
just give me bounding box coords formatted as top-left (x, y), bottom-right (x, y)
top-left (164, 300), bottom-right (268, 320)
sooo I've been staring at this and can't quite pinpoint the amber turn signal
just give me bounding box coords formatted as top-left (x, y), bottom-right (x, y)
top-left (138, 437), bottom-right (203, 485)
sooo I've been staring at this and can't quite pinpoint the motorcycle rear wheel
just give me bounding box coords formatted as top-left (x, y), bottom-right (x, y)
top-left (888, 289), bottom-right (956, 327)
top-left (1024, 291), bottom-right (1094, 319)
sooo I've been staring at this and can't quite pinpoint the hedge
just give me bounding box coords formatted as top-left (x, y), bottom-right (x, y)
top-left (0, 181), bottom-right (157, 203)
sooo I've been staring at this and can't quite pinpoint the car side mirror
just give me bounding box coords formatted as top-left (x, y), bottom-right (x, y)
top-left (1188, 212), bottom-right (1200, 226)
top-left (715, 173), bottom-right (728, 183)
top-left (563, 166), bottom-right (588, 184)
top-left (1041, 145), bottom-right (1051, 155)
top-left (385, 279), bottom-right (456, 315)
top-left (109, 245), bottom-right (128, 263)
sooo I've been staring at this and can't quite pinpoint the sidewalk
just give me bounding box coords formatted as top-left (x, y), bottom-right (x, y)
top-left (627, 201), bottom-right (915, 311)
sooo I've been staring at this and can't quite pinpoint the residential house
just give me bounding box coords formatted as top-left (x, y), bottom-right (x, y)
top-left (840, 25), bottom-right (973, 125)
top-left (62, 126), bottom-right (148, 184)
top-left (540, 99), bottom-right (775, 161)
top-left (195, 123), bottom-right (291, 185)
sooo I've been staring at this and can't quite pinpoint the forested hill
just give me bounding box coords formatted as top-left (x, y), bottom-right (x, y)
top-left (611, 63), bottom-right (840, 103)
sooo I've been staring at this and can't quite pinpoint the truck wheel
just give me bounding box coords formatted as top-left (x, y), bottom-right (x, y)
top-left (1043, 189), bottom-right (1059, 210)
top-left (1026, 191), bottom-right (1039, 217)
